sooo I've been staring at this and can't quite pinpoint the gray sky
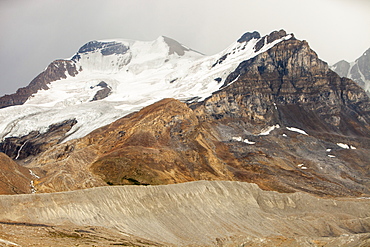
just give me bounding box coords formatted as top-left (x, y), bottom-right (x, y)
top-left (0, 0), bottom-right (369, 96)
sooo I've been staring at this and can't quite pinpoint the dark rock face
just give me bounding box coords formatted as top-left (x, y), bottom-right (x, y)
top-left (78, 40), bottom-right (129, 56)
top-left (237, 31), bottom-right (261, 43)
top-left (91, 81), bottom-right (112, 101)
top-left (0, 60), bottom-right (79, 109)
top-left (254, 29), bottom-right (292, 53)
top-left (0, 119), bottom-right (77, 161)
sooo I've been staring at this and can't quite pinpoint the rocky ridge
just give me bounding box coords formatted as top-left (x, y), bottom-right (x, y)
top-left (0, 60), bottom-right (79, 109)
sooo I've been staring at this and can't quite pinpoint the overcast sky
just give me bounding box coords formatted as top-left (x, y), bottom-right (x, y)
top-left (0, 0), bottom-right (369, 96)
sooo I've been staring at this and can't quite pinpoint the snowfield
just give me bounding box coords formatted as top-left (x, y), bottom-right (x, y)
top-left (0, 34), bottom-right (292, 142)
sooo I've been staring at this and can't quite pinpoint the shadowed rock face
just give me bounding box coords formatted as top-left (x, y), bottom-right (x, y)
top-left (162, 36), bottom-right (190, 56)
top-left (237, 31), bottom-right (261, 43)
top-left (0, 119), bottom-right (77, 161)
top-left (0, 181), bottom-right (369, 246)
top-left (77, 40), bottom-right (129, 56)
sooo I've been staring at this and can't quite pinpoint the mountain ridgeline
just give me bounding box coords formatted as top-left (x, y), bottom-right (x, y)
top-left (0, 29), bottom-right (370, 246)
top-left (0, 30), bottom-right (369, 196)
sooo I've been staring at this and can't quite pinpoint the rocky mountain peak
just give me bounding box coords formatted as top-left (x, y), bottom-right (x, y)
top-left (237, 31), bottom-right (261, 43)
top-left (162, 36), bottom-right (191, 56)
top-left (254, 29), bottom-right (294, 52)
top-left (77, 40), bottom-right (129, 56)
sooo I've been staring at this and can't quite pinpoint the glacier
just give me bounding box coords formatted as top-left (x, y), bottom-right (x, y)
top-left (0, 33), bottom-right (293, 142)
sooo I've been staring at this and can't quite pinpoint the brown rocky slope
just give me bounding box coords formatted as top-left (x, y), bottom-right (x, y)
top-left (26, 95), bottom-right (370, 197)
top-left (0, 152), bottom-right (32, 194)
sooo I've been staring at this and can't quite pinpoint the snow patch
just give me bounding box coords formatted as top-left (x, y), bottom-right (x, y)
top-left (286, 127), bottom-right (308, 135)
top-left (15, 140), bottom-right (29, 160)
top-left (232, 136), bottom-right (243, 142)
top-left (243, 139), bottom-right (256, 145)
top-left (258, 124), bottom-right (280, 136)
top-left (30, 180), bottom-right (36, 194)
top-left (336, 143), bottom-right (356, 149)
top-left (29, 169), bottom-right (40, 179)
top-left (297, 164), bottom-right (308, 169)
top-left (232, 136), bottom-right (256, 144)
top-left (0, 238), bottom-right (20, 246)
top-left (328, 155), bottom-right (336, 158)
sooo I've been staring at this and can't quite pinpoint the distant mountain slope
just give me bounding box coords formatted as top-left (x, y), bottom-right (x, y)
top-left (331, 47), bottom-right (370, 94)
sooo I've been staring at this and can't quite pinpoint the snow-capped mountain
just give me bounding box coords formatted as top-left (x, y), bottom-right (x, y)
top-left (0, 31), bottom-right (292, 142)
top-left (331, 47), bottom-right (370, 94)
top-left (1, 29), bottom-right (370, 246)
